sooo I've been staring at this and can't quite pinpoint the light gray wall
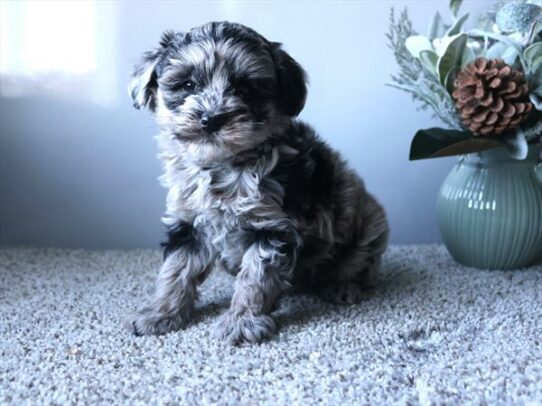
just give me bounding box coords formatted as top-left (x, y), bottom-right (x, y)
top-left (0, 0), bottom-right (494, 249)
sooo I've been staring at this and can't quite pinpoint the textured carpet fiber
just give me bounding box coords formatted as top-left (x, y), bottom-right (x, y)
top-left (1, 246), bottom-right (541, 405)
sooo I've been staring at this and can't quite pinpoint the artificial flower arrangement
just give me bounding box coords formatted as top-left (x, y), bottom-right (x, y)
top-left (388, 0), bottom-right (542, 161)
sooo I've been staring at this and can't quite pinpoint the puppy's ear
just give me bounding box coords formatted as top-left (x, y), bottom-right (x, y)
top-left (128, 30), bottom-right (180, 112)
top-left (270, 42), bottom-right (307, 117)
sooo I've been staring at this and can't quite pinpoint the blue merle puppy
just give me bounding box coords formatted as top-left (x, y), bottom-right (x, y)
top-left (127, 22), bottom-right (389, 345)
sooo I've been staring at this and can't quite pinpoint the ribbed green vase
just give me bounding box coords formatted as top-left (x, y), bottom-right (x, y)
top-left (437, 145), bottom-right (542, 270)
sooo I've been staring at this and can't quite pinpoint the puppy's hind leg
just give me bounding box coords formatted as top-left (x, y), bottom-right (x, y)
top-left (319, 198), bottom-right (389, 305)
top-left (127, 222), bottom-right (215, 336)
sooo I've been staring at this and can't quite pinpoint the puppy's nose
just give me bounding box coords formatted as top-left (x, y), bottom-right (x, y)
top-left (200, 113), bottom-right (227, 133)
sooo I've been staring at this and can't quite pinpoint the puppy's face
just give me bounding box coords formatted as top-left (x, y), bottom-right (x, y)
top-left (130, 22), bottom-right (307, 164)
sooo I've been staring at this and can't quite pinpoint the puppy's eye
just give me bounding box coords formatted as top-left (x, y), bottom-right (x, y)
top-left (182, 80), bottom-right (196, 92)
top-left (238, 83), bottom-right (251, 94)
top-left (235, 81), bottom-right (253, 97)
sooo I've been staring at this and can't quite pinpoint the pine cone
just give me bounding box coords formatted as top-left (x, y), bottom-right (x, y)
top-left (452, 58), bottom-right (533, 136)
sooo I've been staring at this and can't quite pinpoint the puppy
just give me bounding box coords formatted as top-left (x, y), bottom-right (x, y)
top-left (128, 22), bottom-right (389, 344)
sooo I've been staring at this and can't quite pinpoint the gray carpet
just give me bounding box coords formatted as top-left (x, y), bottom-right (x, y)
top-left (1, 246), bottom-right (541, 405)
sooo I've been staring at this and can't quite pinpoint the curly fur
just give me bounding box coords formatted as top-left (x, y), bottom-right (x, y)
top-left (127, 21), bottom-right (389, 344)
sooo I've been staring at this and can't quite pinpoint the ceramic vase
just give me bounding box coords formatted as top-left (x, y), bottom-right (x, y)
top-left (436, 145), bottom-right (542, 270)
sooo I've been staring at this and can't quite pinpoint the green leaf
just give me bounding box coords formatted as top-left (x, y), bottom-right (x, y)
top-left (485, 41), bottom-right (519, 65)
top-left (502, 47), bottom-right (520, 66)
top-left (496, 2), bottom-right (542, 33)
top-left (409, 128), bottom-right (502, 160)
top-left (530, 66), bottom-right (542, 91)
top-left (419, 50), bottom-right (439, 74)
top-left (485, 41), bottom-right (508, 59)
top-left (502, 128), bottom-right (528, 160)
top-left (469, 29), bottom-right (527, 67)
top-left (524, 42), bottom-right (542, 71)
top-left (437, 34), bottom-right (467, 86)
top-left (468, 29), bottom-right (523, 51)
top-left (530, 93), bottom-right (542, 110)
top-left (461, 46), bottom-right (476, 67)
top-left (405, 35), bottom-right (433, 58)
top-left (428, 12), bottom-right (445, 39)
top-left (446, 13), bottom-right (470, 36)
top-left (449, 0), bottom-right (463, 18)
top-left (534, 22), bottom-right (542, 34)
top-left (534, 64), bottom-right (542, 82)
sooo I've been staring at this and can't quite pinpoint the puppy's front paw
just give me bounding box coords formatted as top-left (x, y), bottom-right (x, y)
top-left (214, 311), bottom-right (276, 345)
top-left (318, 281), bottom-right (365, 305)
top-left (126, 306), bottom-right (190, 336)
